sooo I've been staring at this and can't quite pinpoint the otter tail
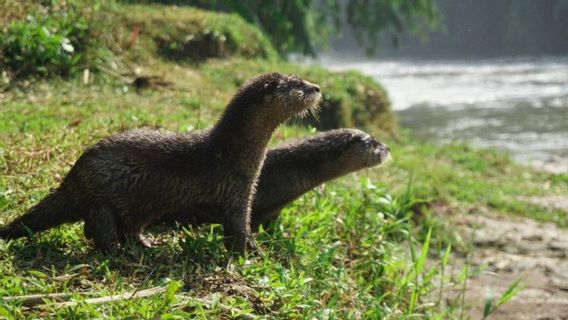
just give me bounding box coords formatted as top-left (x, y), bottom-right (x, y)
top-left (0, 191), bottom-right (80, 239)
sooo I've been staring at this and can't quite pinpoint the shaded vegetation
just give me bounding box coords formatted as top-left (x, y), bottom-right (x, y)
top-left (123, 0), bottom-right (438, 55)
top-left (117, 4), bottom-right (278, 63)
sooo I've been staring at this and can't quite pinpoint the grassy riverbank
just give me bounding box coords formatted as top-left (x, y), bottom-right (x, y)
top-left (2, 59), bottom-right (567, 318)
top-left (1, 2), bottom-right (568, 318)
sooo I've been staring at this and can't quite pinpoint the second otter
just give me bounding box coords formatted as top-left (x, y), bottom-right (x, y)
top-left (161, 128), bottom-right (390, 229)
top-left (0, 73), bottom-right (322, 254)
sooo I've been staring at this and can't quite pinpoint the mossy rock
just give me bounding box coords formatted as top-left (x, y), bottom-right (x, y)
top-left (117, 4), bottom-right (278, 62)
top-left (201, 60), bottom-right (395, 136)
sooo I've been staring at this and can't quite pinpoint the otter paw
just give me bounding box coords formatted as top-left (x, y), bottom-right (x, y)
top-left (139, 234), bottom-right (155, 248)
top-left (246, 238), bottom-right (259, 251)
top-left (247, 238), bottom-right (266, 257)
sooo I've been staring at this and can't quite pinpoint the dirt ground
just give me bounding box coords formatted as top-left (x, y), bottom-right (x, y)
top-left (449, 200), bottom-right (568, 319)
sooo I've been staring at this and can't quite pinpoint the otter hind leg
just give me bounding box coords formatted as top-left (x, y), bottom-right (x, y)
top-left (84, 206), bottom-right (120, 253)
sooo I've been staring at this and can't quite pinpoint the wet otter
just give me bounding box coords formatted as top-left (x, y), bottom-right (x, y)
top-left (0, 73), bottom-right (322, 254)
top-left (160, 128), bottom-right (390, 230)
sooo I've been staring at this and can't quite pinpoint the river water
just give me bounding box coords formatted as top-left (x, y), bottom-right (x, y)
top-left (321, 56), bottom-right (568, 173)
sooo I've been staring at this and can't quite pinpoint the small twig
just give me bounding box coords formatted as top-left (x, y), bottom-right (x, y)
top-left (50, 273), bottom-right (81, 282)
top-left (5, 287), bottom-right (260, 319)
top-left (52, 286), bottom-right (167, 308)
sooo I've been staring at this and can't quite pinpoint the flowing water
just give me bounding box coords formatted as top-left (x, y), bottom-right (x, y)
top-left (321, 56), bottom-right (568, 172)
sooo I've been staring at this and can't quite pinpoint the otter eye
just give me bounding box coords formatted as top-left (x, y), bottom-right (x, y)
top-left (264, 82), bottom-right (279, 92)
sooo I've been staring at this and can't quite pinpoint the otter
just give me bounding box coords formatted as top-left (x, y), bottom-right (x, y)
top-left (0, 73), bottom-right (322, 254)
top-left (160, 128), bottom-right (390, 230)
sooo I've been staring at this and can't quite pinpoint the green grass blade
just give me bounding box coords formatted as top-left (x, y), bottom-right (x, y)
top-left (497, 278), bottom-right (522, 306)
top-left (482, 294), bottom-right (493, 319)
top-left (415, 227), bottom-right (432, 276)
top-left (442, 243), bottom-right (451, 267)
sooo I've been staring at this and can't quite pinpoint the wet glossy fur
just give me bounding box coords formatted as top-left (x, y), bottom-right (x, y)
top-left (161, 128), bottom-right (390, 230)
top-left (0, 72), bottom-right (322, 254)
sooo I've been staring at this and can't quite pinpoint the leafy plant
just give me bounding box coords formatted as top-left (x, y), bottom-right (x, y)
top-left (0, 16), bottom-right (81, 78)
top-left (482, 278), bottom-right (523, 319)
top-left (0, 1), bottom-right (115, 80)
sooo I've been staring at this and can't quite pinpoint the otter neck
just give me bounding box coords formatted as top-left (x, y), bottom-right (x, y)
top-left (210, 103), bottom-right (283, 177)
top-left (315, 159), bottom-right (360, 183)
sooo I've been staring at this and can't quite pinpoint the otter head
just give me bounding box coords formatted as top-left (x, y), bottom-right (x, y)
top-left (339, 129), bottom-right (390, 169)
top-left (233, 72), bottom-right (322, 124)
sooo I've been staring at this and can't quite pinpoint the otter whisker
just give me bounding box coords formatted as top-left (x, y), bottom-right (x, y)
top-left (308, 102), bottom-right (321, 121)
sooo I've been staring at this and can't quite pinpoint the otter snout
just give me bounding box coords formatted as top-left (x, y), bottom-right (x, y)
top-left (302, 80), bottom-right (321, 94)
top-left (363, 136), bottom-right (390, 167)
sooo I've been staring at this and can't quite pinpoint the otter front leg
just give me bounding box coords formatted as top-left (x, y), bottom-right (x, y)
top-left (223, 205), bottom-right (257, 255)
top-left (84, 206), bottom-right (120, 253)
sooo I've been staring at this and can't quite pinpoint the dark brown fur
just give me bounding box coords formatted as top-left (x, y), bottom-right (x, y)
top-left (160, 128), bottom-right (390, 229)
top-left (0, 72), bottom-right (322, 254)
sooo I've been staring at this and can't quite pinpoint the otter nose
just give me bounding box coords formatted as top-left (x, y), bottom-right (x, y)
top-left (303, 80), bottom-right (320, 93)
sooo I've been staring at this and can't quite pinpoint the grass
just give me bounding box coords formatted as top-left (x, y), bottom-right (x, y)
top-left (382, 138), bottom-right (568, 228)
top-left (117, 3), bottom-right (278, 61)
top-left (2, 54), bottom-right (568, 319)
top-left (0, 174), bottom-right (457, 318)
top-left (2, 1), bottom-right (568, 318)
top-left (0, 56), bottom-right (418, 318)
top-left (2, 58), bottom-right (566, 318)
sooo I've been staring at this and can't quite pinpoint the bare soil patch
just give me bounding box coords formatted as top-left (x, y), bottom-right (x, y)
top-left (523, 195), bottom-right (568, 213)
top-left (451, 207), bottom-right (568, 319)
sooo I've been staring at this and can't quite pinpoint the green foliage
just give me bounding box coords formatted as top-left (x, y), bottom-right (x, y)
top-left (384, 139), bottom-right (568, 227)
top-left (1, 16), bottom-right (82, 78)
top-left (0, 1), bottom-right (280, 80)
top-left (186, 0), bottom-right (334, 55)
top-left (0, 0), bottom-right (115, 80)
top-left (346, 0), bottom-right (438, 51)
top-left (119, 4), bottom-right (278, 62)
top-left (124, 0), bottom-right (438, 55)
top-left (482, 278), bottom-right (523, 319)
top-left (301, 68), bottom-right (394, 132)
top-left (0, 175), bottom-right (464, 318)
